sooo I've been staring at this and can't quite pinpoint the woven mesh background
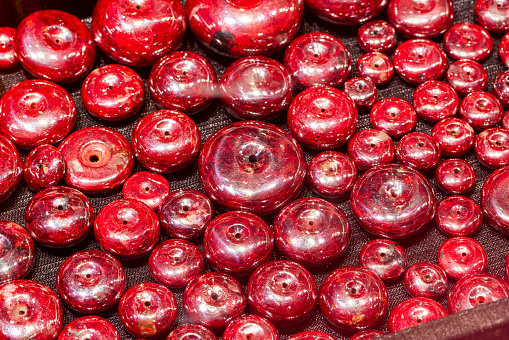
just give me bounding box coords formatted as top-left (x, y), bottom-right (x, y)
top-left (1, 0), bottom-right (508, 338)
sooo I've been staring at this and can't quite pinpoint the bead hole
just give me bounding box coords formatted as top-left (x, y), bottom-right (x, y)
top-left (164, 131), bottom-right (170, 136)
top-left (183, 71), bottom-right (188, 76)
top-left (453, 168), bottom-right (460, 174)
top-left (391, 192), bottom-right (398, 198)
top-left (390, 112), bottom-right (396, 117)
top-left (183, 205), bottom-right (190, 212)
top-left (55, 39), bottom-right (60, 43)
top-left (462, 252), bottom-right (467, 257)
top-left (235, 233), bottom-right (242, 239)
top-left (380, 252), bottom-right (386, 257)
top-left (282, 282), bottom-right (288, 289)
top-left (418, 142), bottom-right (425, 147)
top-left (86, 274), bottom-right (91, 278)
top-left (211, 293), bottom-right (219, 300)
top-left (314, 54), bottom-right (319, 58)
top-left (18, 310), bottom-right (25, 316)
top-left (418, 54), bottom-right (423, 58)
top-left (498, 3), bottom-right (502, 7)
top-left (249, 155), bottom-right (257, 163)
top-left (123, 220), bottom-right (128, 225)
top-left (57, 205), bottom-right (63, 210)
top-left (145, 187), bottom-right (150, 192)
top-left (358, 84), bottom-right (364, 90)
top-left (174, 257), bottom-right (180, 262)
top-left (246, 334), bottom-right (254, 340)
top-left (30, 103), bottom-right (37, 109)
top-left (89, 155), bottom-right (99, 163)
top-left (136, 4), bottom-right (141, 9)
top-left (308, 220), bottom-right (314, 226)
top-left (466, 72), bottom-right (471, 76)
top-left (370, 143), bottom-right (376, 148)
top-left (457, 210), bottom-right (462, 215)
top-left (423, 274), bottom-right (431, 281)
top-left (321, 108), bottom-right (326, 113)
top-left (496, 140), bottom-right (503, 146)
top-left (374, 63), bottom-right (380, 68)
top-left (350, 288), bottom-right (357, 294)
top-left (433, 95), bottom-right (438, 99)
top-left (144, 301), bottom-right (151, 307)
top-left (417, 318), bottom-right (422, 323)
top-left (0, 43), bottom-right (4, 47)
top-left (108, 85), bottom-right (113, 89)
top-left (478, 296), bottom-right (486, 303)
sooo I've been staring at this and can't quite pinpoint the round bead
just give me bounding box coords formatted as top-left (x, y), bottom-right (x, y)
top-left (474, 128), bottom-right (509, 169)
top-left (0, 79), bottom-right (76, 149)
top-left (94, 199), bottom-right (160, 260)
top-left (183, 272), bottom-right (246, 330)
top-left (347, 129), bottom-right (395, 172)
top-left (58, 316), bottom-right (120, 340)
top-left (351, 164), bottom-right (437, 239)
top-left (306, 151), bottom-right (357, 198)
top-left (393, 39), bottom-right (448, 85)
top-left (0, 280), bottom-right (63, 340)
top-left (158, 189), bottom-right (214, 239)
top-left (475, 0), bottom-right (509, 33)
top-left (357, 20), bottom-right (397, 53)
top-left (198, 121), bottom-right (306, 215)
top-left (356, 52), bottom-right (394, 86)
top-left (413, 80), bottom-right (459, 123)
top-left (350, 330), bottom-right (386, 340)
top-left (166, 324), bottom-right (218, 340)
top-left (56, 249), bottom-right (125, 313)
top-left (436, 196), bottom-right (483, 237)
top-left (435, 159), bottom-right (476, 194)
top-left (284, 32), bottom-right (351, 89)
top-left (25, 186), bottom-right (94, 248)
top-left (15, 10), bottom-right (95, 83)
top-left (220, 56), bottom-right (293, 120)
top-left (359, 239), bottom-right (407, 281)
top-left (437, 237), bottom-right (487, 280)
top-left (504, 111), bottom-right (509, 129)
top-left (343, 77), bottom-right (377, 112)
top-left (446, 60), bottom-right (488, 96)
top-left (92, 0), bottom-right (186, 67)
top-left (149, 51), bottom-right (217, 115)
top-left (305, 0), bottom-right (389, 25)
top-left (81, 64), bottom-right (144, 121)
top-left (443, 22), bottom-right (493, 61)
top-left (290, 331), bottom-right (336, 340)
top-left (23, 145), bottom-right (65, 192)
top-left (288, 86), bottom-right (358, 150)
top-left (447, 273), bottom-right (509, 313)
top-left (500, 33), bottom-right (509, 68)
top-left (0, 134), bottom-right (23, 204)
top-left (481, 166), bottom-right (509, 235)
top-left (404, 262), bottom-right (448, 300)
top-left (459, 91), bottom-right (503, 130)
top-left (431, 117), bottom-right (475, 157)
top-left (274, 198), bottom-right (350, 267)
top-left (319, 266), bottom-right (388, 331)
top-left (370, 98), bottom-right (416, 139)
top-left (132, 110), bottom-right (201, 173)
top-left (222, 315), bottom-right (279, 340)
top-left (122, 171), bottom-right (170, 211)
top-left (58, 127), bottom-right (134, 194)
top-left (494, 70), bottom-right (509, 107)
top-left (186, 0), bottom-right (303, 58)
top-left (203, 211), bottom-right (273, 276)
top-left (388, 297), bottom-right (448, 333)
top-left (149, 239), bottom-right (204, 288)
top-left (395, 132), bottom-right (441, 173)
top-left (0, 27), bottom-right (19, 71)
top-left (247, 260), bottom-right (317, 326)
top-left (0, 221), bottom-right (35, 284)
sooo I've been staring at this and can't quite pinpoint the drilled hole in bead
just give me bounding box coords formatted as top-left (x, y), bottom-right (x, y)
top-left (321, 108), bottom-right (326, 113)
top-left (423, 274), bottom-right (431, 281)
top-left (183, 205), bottom-right (190, 212)
top-left (416, 318), bottom-right (422, 323)
top-left (467, 38), bottom-right (471, 42)
top-left (164, 131), bottom-right (170, 136)
top-left (370, 143), bottom-right (376, 148)
top-left (462, 252), bottom-right (467, 257)
top-left (249, 155), bottom-right (257, 163)
top-left (57, 205), bottom-right (63, 210)
top-left (498, 3), bottom-right (502, 7)
top-left (358, 84), bottom-right (364, 90)
top-left (477, 102), bottom-right (486, 109)
top-left (30, 103), bottom-right (37, 109)
top-left (145, 187), bottom-right (150, 192)
top-left (108, 85), bottom-right (113, 89)
top-left (246, 335), bottom-right (254, 340)
top-left (89, 155), bottom-right (99, 163)
top-left (123, 220), bottom-right (128, 225)
top-left (496, 140), bottom-right (503, 146)
top-left (466, 72), bottom-right (471, 76)
top-left (86, 274), bottom-right (91, 278)
top-left (433, 95), bottom-right (438, 99)
top-left (235, 233), bottom-right (242, 239)
top-left (18, 310), bottom-right (25, 316)
top-left (55, 39), bottom-right (60, 43)
top-left (457, 210), bottom-right (462, 215)
top-left (380, 252), bottom-right (386, 257)
top-left (418, 54), bottom-right (423, 58)
top-left (136, 4), bottom-right (141, 9)
top-left (374, 63), bottom-right (380, 69)
top-left (390, 112), bottom-right (396, 117)
top-left (391, 192), bottom-right (398, 198)
top-left (453, 168), bottom-right (460, 174)
top-left (308, 220), bottom-right (314, 226)
top-left (350, 288), bottom-right (357, 294)
top-left (314, 54), bottom-right (319, 58)
top-left (174, 257), bottom-right (180, 262)
top-left (183, 71), bottom-right (188, 76)
top-left (282, 282), bottom-right (289, 289)
top-left (418, 142), bottom-right (425, 147)
top-left (477, 296), bottom-right (486, 304)
top-left (0, 43), bottom-right (4, 48)
top-left (144, 301), bottom-right (151, 307)
top-left (211, 293), bottom-right (219, 300)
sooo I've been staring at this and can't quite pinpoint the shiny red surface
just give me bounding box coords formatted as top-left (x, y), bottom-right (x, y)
top-left (437, 237), bottom-right (487, 280)
top-left (459, 91), bottom-right (503, 130)
top-left (0, 221), bottom-right (35, 284)
top-left (370, 98), bottom-right (417, 138)
top-left (356, 52), bottom-right (394, 86)
top-left (222, 315), bottom-right (279, 340)
top-left (446, 60), bottom-right (488, 96)
top-left (358, 20), bottom-right (397, 53)
top-left (395, 132), bottom-right (441, 173)
top-left (0, 27), bottom-right (19, 71)
top-left (474, 128), bottom-right (509, 169)
top-left (347, 129), bottom-right (395, 172)
top-left (359, 239), bottom-right (407, 282)
top-left (435, 158), bottom-right (476, 194)
top-left (404, 262), bottom-right (448, 300)
top-left (388, 297), bottom-right (448, 333)
top-left (58, 316), bottom-right (120, 340)
top-left (435, 195), bottom-right (483, 237)
top-left (475, 0), bottom-right (509, 33)
top-left (23, 144), bottom-right (65, 192)
top-left (443, 22), bottom-right (493, 61)
top-left (431, 117), bottom-right (475, 157)
top-left (0, 134), bottom-right (23, 204)
top-left (343, 77), bottom-right (377, 112)
top-left (306, 0), bottom-right (388, 25)
top-left (122, 171), bottom-right (170, 211)
top-left (413, 80), bottom-right (459, 123)
top-left (481, 166), bottom-right (509, 235)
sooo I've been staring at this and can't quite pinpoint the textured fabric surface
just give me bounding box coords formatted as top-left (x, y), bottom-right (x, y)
top-left (1, 0), bottom-right (509, 339)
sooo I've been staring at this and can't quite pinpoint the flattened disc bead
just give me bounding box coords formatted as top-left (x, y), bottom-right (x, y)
top-left (370, 98), bottom-right (417, 139)
top-left (395, 132), bottom-right (441, 173)
top-left (58, 316), bottom-right (120, 340)
top-left (404, 262), bottom-right (448, 300)
top-left (431, 117), bottom-right (475, 157)
top-left (0, 134), bottom-right (23, 204)
top-left (436, 196), bottom-right (483, 237)
top-left (0, 27), bottom-right (19, 71)
top-left (435, 159), bottom-right (476, 195)
top-left (350, 330), bottom-right (386, 340)
top-left (23, 145), bottom-right (65, 192)
top-left (481, 166), bottom-right (509, 235)
top-left (494, 70), bottom-right (509, 107)
top-left (413, 80), bottom-right (459, 123)
top-left (475, 0), bottom-right (509, 33)
top-left (443, 22), bottom-right (493, 61)
top-left (357, 20), bottom-right (397, 53)
top-left (343, 77), bottom-right (377, 112)
top-left (388, 297), bottom-right (448, 333)
top-left (122, 171), bottom-right (171, 211)
top-left (0, 221), bottom-right (35, 283)
top-left (459, 91), bottom-right (503, 130)
top-left (347, 129), bottom-right (395, 172)
top-left (166, 324), bottom-right (218, 340)
top-left (359, 239), bottom-right (407, 281)
top-left (222, 315), bottom-right (279, 340)
top-left (446, 60), bottom-right (488, 96)
top-left (437, 237), bottom-right (487, 280)
top-left (499, 32), bottom-right (509, 68)
top-left (289, 331), bottom-right (336, 340)
top-left (198, 121), bottom-right (306, 215)
top-left (504, 111), bottom-right (509, 129)
top-left (474, 128), bottom-right (509, 169)
top-left (356, 52), bottom-right (394, 86)
top-left (305, 0), bottom-right (389, 25)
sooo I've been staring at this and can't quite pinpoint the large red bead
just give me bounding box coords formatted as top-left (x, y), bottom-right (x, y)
top-left (306, 0), bottom-right (388, 25)
top-left (0, 134), bottom-right (23, 204)
top-left (474, 128), bottom-right (509, 169)
top-left (347, 129), bottom-right (395, 172)
top-left (58, 316), bottom-right (120, 340)
top-left (413, 80), bottom-right (459, 123)
top-left (404, 262), bottom-right (448, 300)
top-left (23, 145), bottom-right (65, 192)
top-left (388, 297), bottom-right (448, 333)
top-left (0, 221), bottom-right (35, 284)
top-left (475, 0), bottom-right (509, 33)
top-left (443, 22), bottom-right (493, 61)
top-left (0, 27), bottom-right (19, 71)
top-left (435, 195), bottom-right (483, 237)
top-left (481, 166), bottom-right (509, 235)
top-left (222, 315), bottom-right (279, 340)
top-left (437, 236), bottom-right (487, 280)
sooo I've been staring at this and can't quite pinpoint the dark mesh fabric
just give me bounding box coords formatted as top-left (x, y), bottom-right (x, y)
top-left (1, 0), bottom-right (509, 339)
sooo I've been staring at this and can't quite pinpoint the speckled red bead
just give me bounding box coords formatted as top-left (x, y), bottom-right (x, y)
top-left (343, 77), bottom-right (378, 112)
top-left (357, 52), bottom-right (394, 86)
top-left (481, 166), bottom-right (509, 235)
top-left (500, 33), bottom-right (509, 68)
top-left (23, 145), bottom-right (65, 192)
top-left (395, 132), bottom-right (441, 173)
top-left (404, 262), bottom-right (448, 300)
top-left (436, 196), bottom-right (483, 237)
top-left (358, 20), bottom-right (397, 53)
top-left (475, 0), bottom-right (509, 33)
top-left (166, 324), bottom-right (218, 340)
top-left (305, 0), bottom-right (389, 25)
top-left (347, 129), bottom-right (395, 172)
top-left (359, 239), bottom-right (407, 281)
top-left (222, 315), bottom-right (279, 340)
top-left (0, 221), bottom-right (35, 284)
top-left (388, 297), bottom-right (448, 333)
top-left (475, 128), bottom-right (509, 169)
top-left (58, 316), bottom-right (120, 340)
top-left (431, 117), bottom-right (475, 157)
top-left (0, 134), bottom-right (23, 204)
top-left (370, 98), bottom-right (417, 138)
top-left (413, 80), bottom-right (459, 123)
top-left (494, 70), bottom-right (509, 107)
top-left (446, 60), bottom-right (488, 96)
top-left (290, 331), bottom-right (336, 340)
top-left (443, 22), bottom-right (493, 61)
top-left (0, 27), bottom-right (19, 71)
top-left (350, 330), bottom-right (386, 340)
top-left (503, 111), bottom-right (509, 129)
top-left (122, 171), bottom-right (170, 211)
top-left (435, 159), bottom-right (476, 194)
top-left (459, 91), bottom-right (503, 130)
top-left (437, 237), bottom-right (487, 280)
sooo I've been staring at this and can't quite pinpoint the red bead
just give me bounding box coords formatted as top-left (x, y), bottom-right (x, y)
top-left (94, 199), bottom-right (160, 260)
top-left (446, 60), bottom-right (488, 96)
top-left (447, 273), bottom-right (509, 313)
top-left (435, 159), bottom-right (476, 194)
top-left (474, 128), bottom-right (509, 169)
top-left (0, 79), bottom-right (76, 149)
top-left (58, 316), bottom-right (120, 340)
top-left (150, 51), bottom-right (217, 115)
top-left (343, 77), bottom-right (378, 112)
top-left (436, 196), bottom-right (483, 237)
top-left (404, 262), bottom-right (448, 300)
top-left (504, 111), bottom-right (509, 129)
top-left (122, 171), bottom-right (170, 211)
top-left (356, 52), bottom-right (394, 86)
top-left (166, 324), bottom-right (217, 340)
top-left (92, 0), bottom-right (186, 67)
top-left (437, 236), bottom-right (487, 280)
top-left (306, 151), bottom-right (357, 198)
top-left (395, 132), bottom-right (441, 173)
top-left (393, 39), bottom-right (448, 85)
top-left (118, 282), bottom-right (178, 339)
top-left (413, 80), bottom-right (459, 123)
top-left (351, 164), bottom-right (437, 239)
top-left (431, 117), bottom-right (475, 157)
top-left (81, 64), bottom-right (144, 121)
top-left (443, 22), bottom-right (493, 61)
top-left (350, 330), bottom-right (386, 340)
top-left (347, 129), bottom-right (395, 172)
top-left (500, 32), bottom-right (509, 68)
top-left (359, 239), bottom-right (407, 281)
top-left (203, 211), bottom-right (273, 276)
top-left (305, 0), bottom-right (388, 25)
top-left (0, 280), bottom-right (63, 340)
top-left (56, 249), bottom-right (125, 313)
top-left (459, 91), bottom-right (503, 130)
top-left (58, 127), bottom-right (134, 194)
top-left (158, 189), bottom-right (214, 239)
top-left (23, 145), bottom-right (65, 192)
top-left (494, 70), bottom-right (509, 107)
top-left (0, 134), bottom-right (23, 204)
top-left (199, 121), bottom-right (306, 215)
top-left (475, 0), bottom-right (509, 33)
top-left (25, 186), bottom-right (94, 248)
top-left (319, 266), bottom-right (388, 331)
top-left (370, 97), bottom-right (416, 138)
top-left (220, 56), bottom-right (293, 120)
top-left (0, 27), bottom-right (19, 71)
top-left (388, 297), bottom-right (448, 333)
top-left (222, 315), bottom-right (279, 340)
top-left (183, 272), bottom-right (246, 330)
top-left (15, 10), bottom-right (95, 83)
top-left (357, 20), bottom-right (397, 53)
top-left (284, 32), bottom-right (351, 89)
top-left (288, 86), bottom-right (358, 150)
top-left (186, 0), bottom-right (303, 57)
top-left (290, 331), bottom-right (336, 340)
top-left (274, 198), bottom-right (350, 267)
top-left (481, 166), bottom-right (509, 235)
top-left (248, 260), bottom-right (317, 326)
top-left (132, 110), bottom-right (201, 173)
top-left (0, 221), bottom-right (35, 284)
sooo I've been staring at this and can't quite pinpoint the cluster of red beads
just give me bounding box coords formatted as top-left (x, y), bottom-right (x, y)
top-left (2, 0), bottom-right (509, 339)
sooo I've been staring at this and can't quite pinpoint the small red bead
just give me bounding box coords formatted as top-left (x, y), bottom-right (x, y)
top-left (290, 331), bottom-right (336, 340)
top-left (222, 315), bottom-right (279, 340)
top-left (357, 20), bottom-right (397, 53)
top-left (359, 239), bottom-right (407, 281)
top-left (350, 330), bottom-right (386, 340)
top-left (23, 145), bottom-right (65, 192)
top-left (435, 158), bottom-right (476, 194)
top-left (500, 32), bottom-right (509, 68)
top-left (370, 98), bottom-right (417, 139)
top-left (0, 27), bottom-right (19, 71)
top-left (404, 262), bottom-right (448, 300)
top-left (356, 52), bottom-right (394, 86)
top-left (305, 0), bottom-right (389, 25)
top-left (122, 171), bottom-right (170, 211)
top-left (0, 134), bottom-right (23, 204)
top-left (388, 297), bottom-right (448, 333)
top-left (0, 221), bottom-right (35, 284)
top-left (413, 80), bottom-right (459, 123)
top-left (58, 316), bottom-right (120, 340)
top-left (437, 236), bottom-right (487, 280)
top-left (431, 117), bottom-right (475, 157)
top-left (443, 22), bottom-right (493, 61)
top-left (395, 132), bottom-right (441, 173)
top-left (503, 111), bottom-right (509, 129)
top-left (459, 91), bottom-right (504, 130)
top-left (166, 324), bottom-right (217, 340)
top-left (347, 129), bottom-right (395, 172)
top-left (435, 195), bottom-right (483, 237)
top-left (482, 166), bottom-right (509, 235)
top-left (446, 59), bottom-right (488, 96)
top-left (343, 77), bottom-right (378, 112)
top-left (493, 70), bottom-right (509, 108)
top-left (475, 0), bottom-right (509, 33)
top-left (474, 127), bottom-right (509, 169)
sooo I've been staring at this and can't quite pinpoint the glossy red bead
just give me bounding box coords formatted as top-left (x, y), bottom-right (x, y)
top-left (319, 266), bottom-right (388, 331)
top-left (443, 22), bottom-right (493, 61)
top-left (350, 330), bottom-right (386, 340)
top-left (435, 158), bottom-right (476, 194)
top-left (248, 260), bottom-right (317, 326)
top-left (58, 127), bottom-right (134, 194)
top-left (500, 32), bottom-right (509, 68)
top-left (494, 70), bottom-right (509, 107)
top-left (0, 134), bottom-right (23, 204)
top-left (481, 166), bottom-right (509, 235)
top-left (58, 316), bottom-right (120, 340)
top-left (393, 39), bottom-right (448, 85)
top-left (437, 237), bottom-right (487, 280)
top-left (222, 315), bottom-right (279, 340)
top-left (359, 239), bottom-right (407, 281)
top-left (0, 79), bottom-right (76, 149)
top-left (431, 117), bottom-right (475, 157)
top-left (183, 272), bottom-right (246, 330)
top-left (475, 128), bottom-right (509, 169)
top-left (347, 129), bottom-right (395, 172)
top-left (166, 324), bottom-right (217, 340)
top-left (370, 98), bottom-right (416, 139)
top-left (0, 27), bottom-right (19, 71)
top-left (436, 196), bottom-right (483, 237)
top-left (288, 86), bottom-right (358, 150)
top-left (23, 144), bottom-right (65, 192)
top-left (198, 121), bottom-right (306, 215)
top-left (343, 77), bottom-right (378, 112)
top-left (290, 331), bottom-right (336, 340)
top-left (0, 221), bottom-right (35, 284)
top-left (284, 32), bottom-right (351, 89)
top-left (220, 56), bottom-right (293, 120)
top-left (92, 0), bottom-right (186, 67)
top-left (56, 249), bottom-right (125, 313)
top-left (305, 0), bottom-right (388, 25)
top-left (404, 262), bottom-right (448, 300)
top-left (351, 164), bottom-right (437, 239)
top-left (186, 0), bottom-right (304, 58)
top-left (94, 199), bottom-right (160, 260)
top-left (203, 211), bottom-right (273, 276)
top-left (25, 186), bottom-right (94, 248)
top-left (388, 297), bottom-right (448, 333)
top-left (459, 91), bottom-right (503, 130)
top-left (357, 52), bottom-right (394, 86)
top-left (122, 171), bottom-right (170, 211)
top-left (395, 132), bottom-right (441, 173)
top-left (475, 0), bottom-right (509, 33)
top-left (413, 80), bottom-right (459, 123)
top-left (274, 198), bottom-right (350, 267)
top-left (446, 60), bottom-right (488, 96)
top-left (504, 111), bottom-right (509, 129)
top-left (15, 10), bottom-right (95, 83)
top-left (358, 20), bottom-right (397, 53)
